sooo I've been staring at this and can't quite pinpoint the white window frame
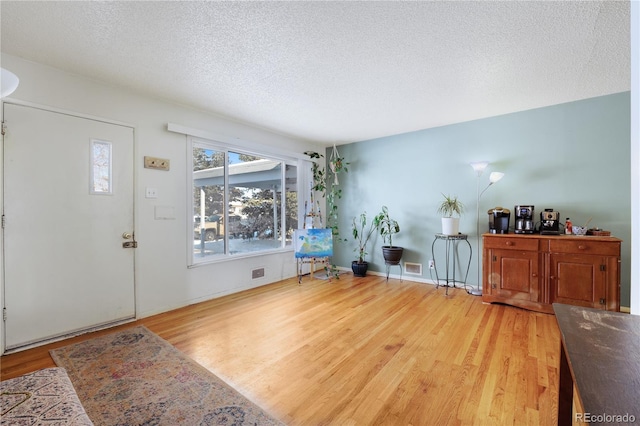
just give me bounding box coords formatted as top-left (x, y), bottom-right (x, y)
top-left (187, 135), bottom-right (303, 267)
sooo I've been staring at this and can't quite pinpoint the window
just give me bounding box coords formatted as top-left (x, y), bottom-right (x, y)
top-left (90, 139), bottom-right (112, 194)
top-left (190, 138), bottom-right (298, 264)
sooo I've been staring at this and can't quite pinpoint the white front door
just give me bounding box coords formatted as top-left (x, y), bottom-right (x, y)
top-left (2, 103), bottom-right (136, 351)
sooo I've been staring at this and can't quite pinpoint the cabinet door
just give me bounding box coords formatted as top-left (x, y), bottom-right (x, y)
top-left (549, 254), bottom-right (606, 309)
top-left (488, 249), bottom-right (540, 301)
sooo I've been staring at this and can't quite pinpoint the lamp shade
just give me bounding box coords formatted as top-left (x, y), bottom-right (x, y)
top-left (489, 172), bottom-right (504, 184)
top-left (1, 68), bottom-right (20, 98)
top-left (470, 161), bottom-right (489, 176)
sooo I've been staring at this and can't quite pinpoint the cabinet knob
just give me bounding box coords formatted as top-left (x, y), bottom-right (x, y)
top-left (550, 275), bottom-right (556, 280)
top-left (505, 241), bottom-right (513, 246)
top-left (532, 273), bottom-right (537, 278)
top-left (578, 245), bottom-right (586, 250)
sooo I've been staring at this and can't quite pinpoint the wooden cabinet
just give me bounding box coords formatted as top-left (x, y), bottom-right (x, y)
top-left (482, 234), bottom-right (621, 314)
top-left (483, 235), bottom-right (545, 313)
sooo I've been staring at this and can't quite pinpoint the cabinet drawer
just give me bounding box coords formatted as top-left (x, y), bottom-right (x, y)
top-left (549, 239), bottom-right (620, 256)
top-left (483, 237), bottom-right (539, 251)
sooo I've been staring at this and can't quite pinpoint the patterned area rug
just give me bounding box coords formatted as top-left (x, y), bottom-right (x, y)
top-left (0, 367), bottom-right (93, 425)
top-left (50, 326), bottom-right (282, 425)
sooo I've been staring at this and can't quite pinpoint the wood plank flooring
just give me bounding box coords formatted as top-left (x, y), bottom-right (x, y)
top-left (0, 274), bottom-right (561, 425)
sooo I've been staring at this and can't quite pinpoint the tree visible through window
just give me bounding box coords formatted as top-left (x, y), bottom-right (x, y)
top-left (191, 140), bottom-right (297, 263)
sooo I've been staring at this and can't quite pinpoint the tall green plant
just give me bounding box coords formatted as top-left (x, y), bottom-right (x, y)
top-left (352, 212), bottom-right (376, 263)
top-left (373, 206), bottom-right (400, 247)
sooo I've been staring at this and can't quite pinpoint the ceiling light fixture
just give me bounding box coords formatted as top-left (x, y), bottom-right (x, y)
top-left (1, 68), bottom-right (20, 98)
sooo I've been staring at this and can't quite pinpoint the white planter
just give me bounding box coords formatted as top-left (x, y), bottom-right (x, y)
top-left (441, 217), bottom-right (460, 235)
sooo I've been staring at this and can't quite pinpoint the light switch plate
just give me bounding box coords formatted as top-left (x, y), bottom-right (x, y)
top-left (145, 187), bottom-right (158, 198)
top-left (144, 156), bottom-right (170, 171)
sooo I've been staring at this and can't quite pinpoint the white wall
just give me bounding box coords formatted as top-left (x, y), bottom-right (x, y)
top-left (0, 54), bottom-right (325, 333)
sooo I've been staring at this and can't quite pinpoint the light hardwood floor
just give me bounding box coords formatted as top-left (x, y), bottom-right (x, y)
top-left (1, 274), bottom-right (561, 425)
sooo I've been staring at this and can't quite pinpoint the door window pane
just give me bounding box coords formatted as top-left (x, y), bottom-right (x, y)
top-left (90, 139), bottom-right (112, 194)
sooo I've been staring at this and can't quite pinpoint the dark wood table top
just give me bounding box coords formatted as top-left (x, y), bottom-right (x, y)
top-left (553, 303), bottom-right (640, 422)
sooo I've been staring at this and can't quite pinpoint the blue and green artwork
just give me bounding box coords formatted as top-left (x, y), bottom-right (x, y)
top-left (294, 228), bottom-right (333, 258)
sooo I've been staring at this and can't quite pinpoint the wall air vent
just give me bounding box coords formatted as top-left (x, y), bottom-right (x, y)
top-left (252, 267), bottom-right (265, 279)
top-left (404, 262), bottom-right (422, 275)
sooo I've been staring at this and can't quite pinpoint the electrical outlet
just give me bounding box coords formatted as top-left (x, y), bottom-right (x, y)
top-left (429, 259), bottom-right (435, 269)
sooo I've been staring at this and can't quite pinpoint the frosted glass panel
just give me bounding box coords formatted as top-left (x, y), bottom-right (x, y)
top-left (91, 139), bottom-right (112, 194)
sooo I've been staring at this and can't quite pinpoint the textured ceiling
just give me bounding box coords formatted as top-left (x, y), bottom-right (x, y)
top-left (0, 1), bottom-right (631, 145)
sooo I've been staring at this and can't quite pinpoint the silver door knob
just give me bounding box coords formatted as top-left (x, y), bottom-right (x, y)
top-left (122, 232), bottom-right (133, 239)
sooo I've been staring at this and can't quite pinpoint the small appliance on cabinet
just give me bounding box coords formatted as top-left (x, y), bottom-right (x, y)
top-left (488, 207), bottom-right (510, 234)
top-left (514, 205), bottom-right (535, 234)
top-left (540, 209), bottom-right (561, 235)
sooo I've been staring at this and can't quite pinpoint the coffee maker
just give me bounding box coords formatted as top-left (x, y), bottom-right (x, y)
top-left (488, 207), bottom-right (510, 234)
top-left (514, 205), bottom-right (535, 234)
top-left (540, 209), bottom-right (561, 235)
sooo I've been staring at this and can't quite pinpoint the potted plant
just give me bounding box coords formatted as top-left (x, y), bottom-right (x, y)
top-left (351, 212), bottom-right (376, 277)
top-left (437, 193), bottom-right (464, 235)
top-left (373, 206), bottom-right (403, 264)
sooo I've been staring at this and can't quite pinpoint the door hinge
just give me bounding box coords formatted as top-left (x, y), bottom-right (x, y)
top-left (600, 264), bottom-right (606, 272)
top-left (492, 255), bottom-right (497, 262)
top-left (1, 215), bottom-right (5, 229)
top-left (1, 122), bottom-right (6, 136)
top-left (600, 298), bottom-right (606, 305)
top-left (3, 308), bottom-right (6, 322)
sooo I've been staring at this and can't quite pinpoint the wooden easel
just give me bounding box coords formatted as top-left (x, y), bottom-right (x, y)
top-left (296, 200), bottom-right (331, 284)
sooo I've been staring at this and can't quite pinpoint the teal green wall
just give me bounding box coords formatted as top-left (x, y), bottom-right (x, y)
top-left (330, 92), bottom-right (631, 307)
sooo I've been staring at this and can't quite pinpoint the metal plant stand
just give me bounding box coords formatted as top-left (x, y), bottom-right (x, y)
top-left (385, 261), bottom-right (403, 282)
top-left (431, 233), bottom-right (472, 295)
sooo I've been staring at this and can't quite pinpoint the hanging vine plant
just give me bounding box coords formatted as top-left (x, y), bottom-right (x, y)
top-left (304, 148), bottom-right (349, 279)
top-left (327, 145), bottom-right (349, 243)
top-left (329, 154), bottom-right (348, 177)
top-left (304, 150), bottom-right (326, 195)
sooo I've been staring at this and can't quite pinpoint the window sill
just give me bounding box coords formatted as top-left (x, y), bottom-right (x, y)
top-left (188, 246), bottom-right (294, 268)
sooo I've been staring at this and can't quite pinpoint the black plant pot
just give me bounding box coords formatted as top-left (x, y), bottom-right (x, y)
top-left (351, 261), bottom-right (369, 277)
top-left (382, 246), bottom-right (404, 265)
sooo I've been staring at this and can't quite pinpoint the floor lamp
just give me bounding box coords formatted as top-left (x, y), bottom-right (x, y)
top-left (469, 162), bottom-right (504, 296)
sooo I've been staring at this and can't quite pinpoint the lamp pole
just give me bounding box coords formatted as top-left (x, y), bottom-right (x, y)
top-left (469, 163), bottom-right (504, 296)
top-left (471, 180), bottom-right (495, 295)
top-left (469, 162), bottom-right (488, 296)
top-left (473, 174), bottom-right (482, 295)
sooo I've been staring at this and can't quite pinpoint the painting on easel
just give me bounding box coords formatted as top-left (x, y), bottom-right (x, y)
top-left (294, 228), bottom-right (333, 258)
